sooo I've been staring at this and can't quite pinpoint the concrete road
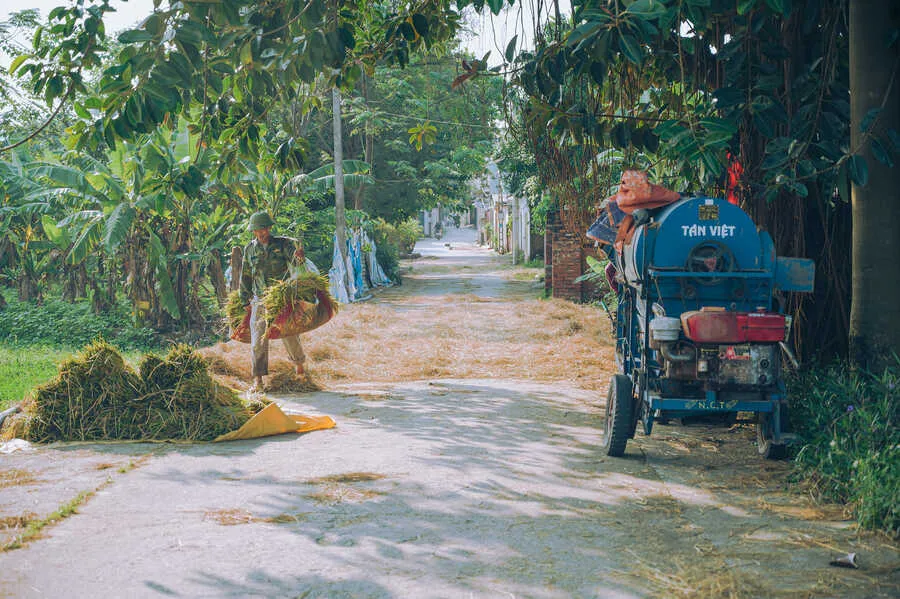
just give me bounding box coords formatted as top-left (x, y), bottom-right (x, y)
top-left (1, 227), bottom-right (897, 598)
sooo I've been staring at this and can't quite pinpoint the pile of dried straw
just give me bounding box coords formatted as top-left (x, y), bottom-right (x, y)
top-left (1, 341), bottom-right (265, 442)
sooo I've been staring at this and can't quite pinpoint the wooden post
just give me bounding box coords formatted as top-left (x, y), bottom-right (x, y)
top-left (229, 246), bottom-right (242, 292)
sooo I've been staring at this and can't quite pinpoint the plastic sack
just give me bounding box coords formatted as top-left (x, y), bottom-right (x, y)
top-left (231, 310), bottom-right (252, 343)
top-left (328, 234), bottom-right (351, 304)
top-left (266, 289), bottom-right (337, 340)
top-left (349, 230), bottom-right (366, 296)
top-left (362, 231), bottom-right (392, 287)
top-left (614, 170), bottom-right (680, 214)
top-left (230, 289), bottom-right (337, 343)
top-left (606, 171), bottom-right (681, 251)
top-left (214, 402), bottom-right (335, 442)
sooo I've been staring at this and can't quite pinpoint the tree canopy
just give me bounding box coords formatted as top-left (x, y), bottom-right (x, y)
top-left (2, 0), bottom-right (898, 366)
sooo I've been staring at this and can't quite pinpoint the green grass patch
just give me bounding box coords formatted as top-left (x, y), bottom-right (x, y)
top-left (0, 345), bottom-right (75, 411)
top-left (787, 360), bottom-right (899, 537)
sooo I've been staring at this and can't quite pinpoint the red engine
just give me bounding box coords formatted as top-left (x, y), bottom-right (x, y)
top-left (680, 307), bottom-right (785, 344)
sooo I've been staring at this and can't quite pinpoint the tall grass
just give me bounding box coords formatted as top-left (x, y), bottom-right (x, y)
top-left (787, 360), bottom-right (899, 536)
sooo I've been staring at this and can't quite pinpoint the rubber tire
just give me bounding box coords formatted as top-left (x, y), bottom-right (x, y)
top-left (602, 375), bottom-right (634, 457)
top-left (756, 410), bottom-right (787, 460)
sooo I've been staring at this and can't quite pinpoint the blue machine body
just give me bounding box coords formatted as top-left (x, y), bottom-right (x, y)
top-left (601, 195), bottom-right (815, 455)
top-left (619, 197), bottom-right (813, 313)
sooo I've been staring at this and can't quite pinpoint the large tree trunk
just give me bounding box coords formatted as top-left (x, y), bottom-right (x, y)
top-left (849, 0), bottom-right (900, 370)
top-left (16, 254), bottom-right (39, 302)
top-left (75, 263), bottom-right (87, 299)
top-left (16, 274), bottom-right (38, 302)
top-left (124, 230), bottom-right (156, 327)
top-left (106, 257), bottom-right (117, 309)
top-left (90, 279), bottom-right (110, 314)
top-left (229, 247), bottom-right (242, 293)
top-left (62, 263), bottom-right (89, 302)
top-left (62, 264), bottom-right (77, 302)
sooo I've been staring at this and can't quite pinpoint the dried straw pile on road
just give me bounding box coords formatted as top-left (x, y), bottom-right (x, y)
top-left (1, 341), bottom-right (264, 443)
top-left (202, 292), bottom-right (616, 393)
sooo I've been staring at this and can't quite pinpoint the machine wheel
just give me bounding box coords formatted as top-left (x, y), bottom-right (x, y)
top-left (602, 375), bottom-right (634, 457)
top-left (756, 407), bottom-right (787, 460)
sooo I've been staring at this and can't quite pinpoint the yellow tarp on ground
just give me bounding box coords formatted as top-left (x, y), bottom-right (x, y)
top-left (214, 402), bottom-right (336, 442)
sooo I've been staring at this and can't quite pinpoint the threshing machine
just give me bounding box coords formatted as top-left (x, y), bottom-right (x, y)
top-left (588, 185), bottom-right (815, 459)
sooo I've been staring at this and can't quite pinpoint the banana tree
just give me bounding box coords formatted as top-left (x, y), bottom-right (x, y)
top-left (35, 125), bottom-right (230, 329)
top-left (0, 154), bottom-right (64, 302)
top-left (286, 160), bottom-right (374, 196)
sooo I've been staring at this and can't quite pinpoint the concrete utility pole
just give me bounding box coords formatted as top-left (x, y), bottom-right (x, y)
top-left (333, 87), bottom-right (347, 266)
top-left (332, 86), bottom-right (357, 300)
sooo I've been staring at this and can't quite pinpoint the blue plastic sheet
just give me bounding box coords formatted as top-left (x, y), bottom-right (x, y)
top-left (329, 228), bottom-right (393, 303)
top-left (328, 235), bottom-right (351, 304)
top-left (362, 231), bottom-right (392, 286)
top-left (349, 230), bottom-right (366, 297)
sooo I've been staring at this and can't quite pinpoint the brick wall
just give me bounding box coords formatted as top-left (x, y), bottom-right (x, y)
top-left (551, 231), bottom-right (584, 302)
top-left (544, 210), bottom-right (589, 302)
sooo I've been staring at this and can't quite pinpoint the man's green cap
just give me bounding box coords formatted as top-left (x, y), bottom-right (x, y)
top-left (248, 211), bottom-right (275, 231)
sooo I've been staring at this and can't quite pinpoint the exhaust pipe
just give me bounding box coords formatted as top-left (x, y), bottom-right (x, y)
top-left (659, 341), bottom-right (694, 363)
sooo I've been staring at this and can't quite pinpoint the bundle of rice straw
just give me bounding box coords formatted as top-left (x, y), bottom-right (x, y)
top-left (263, 272), bottom-right (338, 339)
top-left (2, 340), bottom-right (267, 443)
top-left (262, 272), bottom-right (332, 326)
top-left (223, 273), bottom-right (338, 342)
top-left (225, 290), bottom-right (247, 333)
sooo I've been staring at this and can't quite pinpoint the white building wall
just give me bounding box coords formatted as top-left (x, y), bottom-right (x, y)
top-left (469, 161), bottom-right (531, 257)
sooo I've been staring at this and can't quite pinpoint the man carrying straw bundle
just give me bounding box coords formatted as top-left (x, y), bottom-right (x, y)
top-left (240, 211), bottom-right (307, 392)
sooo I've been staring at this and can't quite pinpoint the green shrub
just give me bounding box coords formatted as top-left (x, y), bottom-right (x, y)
top-left (394, 217), bottom-right (422, 254)
top-left (787, 360), bottom-right (899, 536)
top-left (372, 217), bottom-right (421, 275)
top-left (575, 255), bottom-right (618, 310)
top-left (370, 218), bottom-right (400, 277)
top-left (296, 205), bottom-right (336, 272)
top-left (0, 295), bottom-right (161, 350)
